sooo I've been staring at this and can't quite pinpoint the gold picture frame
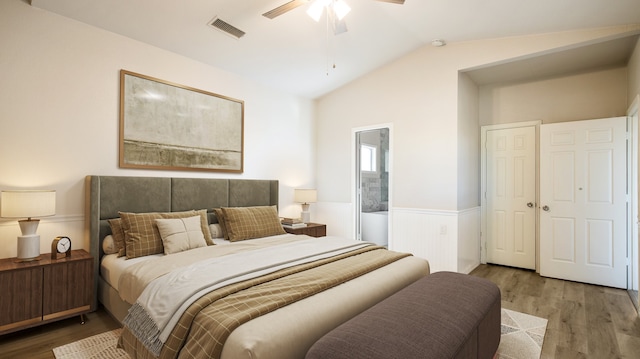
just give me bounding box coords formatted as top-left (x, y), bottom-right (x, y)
top-left (119, 70), bottom-right (244, 173)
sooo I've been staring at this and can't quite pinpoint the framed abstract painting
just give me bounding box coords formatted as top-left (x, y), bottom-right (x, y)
top-left (119, 70), bottom-right (244, 173)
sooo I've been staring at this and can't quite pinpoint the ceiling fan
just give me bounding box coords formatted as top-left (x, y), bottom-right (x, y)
top-left (263, 0), bottom-right (405, 35)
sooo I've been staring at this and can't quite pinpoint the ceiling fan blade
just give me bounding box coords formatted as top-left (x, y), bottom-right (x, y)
top-left (375, 0), bottom-right (405, 4)
top-left (262, 0), bottom-right (309, 19)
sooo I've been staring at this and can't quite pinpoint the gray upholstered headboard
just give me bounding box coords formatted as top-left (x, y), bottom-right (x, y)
top-left (84, 175), bottom-right (279, 311)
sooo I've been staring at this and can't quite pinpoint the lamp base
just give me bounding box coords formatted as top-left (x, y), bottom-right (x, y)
top-left (300, 211), bottom-right (311, 224)
top-left (17, 234), bottom-right (41, 261)
top-left (18, 218), bottom-right (40, 236)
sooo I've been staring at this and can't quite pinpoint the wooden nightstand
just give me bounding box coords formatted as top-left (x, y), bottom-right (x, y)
top-left (283, 223), bottom-right (326, 237)
top-left (0, 249), bottom-right (93, 335)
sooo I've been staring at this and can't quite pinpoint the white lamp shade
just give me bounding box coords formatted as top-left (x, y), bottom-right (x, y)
top-left (294, 189), bottom-right (317, 204)
top-left (1, 190), bottom-right (56, 218)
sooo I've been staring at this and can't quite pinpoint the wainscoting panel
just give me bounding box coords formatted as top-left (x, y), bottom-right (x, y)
top-left (316, 203), bottom-right (481, 273)
top-left (458, 207), bottom-right (481, 274)
top-left (392, 207), bottom-right (480, 273)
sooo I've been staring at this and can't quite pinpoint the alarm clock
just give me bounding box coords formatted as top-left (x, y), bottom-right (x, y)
top-left (51, 236), bottom-right (72, 260)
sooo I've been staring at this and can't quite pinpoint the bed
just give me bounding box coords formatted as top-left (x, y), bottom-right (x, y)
top-left (86, 175), bottom-right (430, 359)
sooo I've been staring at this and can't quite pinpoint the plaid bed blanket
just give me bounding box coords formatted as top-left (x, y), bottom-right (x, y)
top-left (119, 244), bottom-right (410, 359)
top-left (123, 237), bottom-right (372, 355)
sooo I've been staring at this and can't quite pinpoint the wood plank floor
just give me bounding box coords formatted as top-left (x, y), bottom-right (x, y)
top-left (1, 264), bottom-right (638, 358)
top-left (471, 264), bottom-right (640, 358)
top-left (0, 309), bottom-right (120, 359)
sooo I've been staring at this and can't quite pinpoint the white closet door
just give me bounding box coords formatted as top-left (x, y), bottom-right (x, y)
top-left (540, 117), bottom-right (627, 288)
top-left (486, 126), bottom-right (536, 270)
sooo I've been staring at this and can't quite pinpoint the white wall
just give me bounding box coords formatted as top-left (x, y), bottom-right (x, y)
top-left (479, 67), bottom-right (628, 126)
top-left (457, 72), bottom-right (480, 209)
top-left (456, 73), bottom-right (481, 272)
top-left (318, 26), bottom-right (639, 211)
top-left (0, 1), bottom-right (316, 257)
top-left (316, 26), bottom-right (640, 272)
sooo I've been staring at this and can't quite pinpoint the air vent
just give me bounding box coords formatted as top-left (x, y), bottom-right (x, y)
top-left (208, 17), bottom-right (246, 39)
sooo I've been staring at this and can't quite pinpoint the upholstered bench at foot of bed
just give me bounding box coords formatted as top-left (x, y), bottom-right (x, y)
top-left (305, 271), bottom-right (501, 359)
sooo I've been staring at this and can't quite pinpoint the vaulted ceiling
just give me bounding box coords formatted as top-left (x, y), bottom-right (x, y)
top-left (31, 0), bottom-right (640, 98)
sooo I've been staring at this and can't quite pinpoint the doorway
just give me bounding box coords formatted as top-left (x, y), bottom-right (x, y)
top-left (354, 126), bottom-right (390, 247)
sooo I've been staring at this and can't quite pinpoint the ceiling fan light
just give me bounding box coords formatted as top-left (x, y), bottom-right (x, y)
top-left (333, 0), bottom-right (351, 20)
top-left (306, 0), bottom-right (325, 22)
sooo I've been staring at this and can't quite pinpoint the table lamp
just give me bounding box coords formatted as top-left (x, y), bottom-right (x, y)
top-left (1, 190), bottom-right (56, 261)
top-left (294, 189), bottom-right (317, 223)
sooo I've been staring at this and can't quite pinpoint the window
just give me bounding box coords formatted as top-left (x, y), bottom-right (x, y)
top-left (361, 144), bottom-right (377, 172)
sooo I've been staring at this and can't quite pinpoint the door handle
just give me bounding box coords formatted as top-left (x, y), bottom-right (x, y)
top-left (527, 202), bottom-right (534, 208)
top-left (542, 205), bottom-right (550, 211)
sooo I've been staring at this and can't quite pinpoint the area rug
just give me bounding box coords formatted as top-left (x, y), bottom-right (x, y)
top-left (53, 309), bottom-right (548, 359)
top-left (52, 328), bottom-right (128, 359)
top-left (497, 308), bottom-right (548, 359)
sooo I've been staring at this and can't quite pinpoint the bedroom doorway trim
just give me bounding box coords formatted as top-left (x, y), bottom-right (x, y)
top-left (627, 95), bottom-right (639, 311)
top-left (352, 123), bottom-right (393, 247)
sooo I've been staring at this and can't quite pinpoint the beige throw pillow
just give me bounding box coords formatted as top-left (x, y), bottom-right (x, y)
top-left (155, 216), bottom-right (207, 254)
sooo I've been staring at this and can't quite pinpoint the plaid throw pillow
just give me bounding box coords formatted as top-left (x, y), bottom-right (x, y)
top-left (119, 210), bottom-right (213, 259)
top-left (213, 208), bottom-right (230, 240)
top-left (221, 206), bottom-right (286, 242)
top-left (108, 218), bottom-right (127, 257)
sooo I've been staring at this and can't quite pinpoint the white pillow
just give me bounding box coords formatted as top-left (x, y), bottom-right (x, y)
top-left (102, 234), bottom-right (119, 255)
top-left (155, 216), bottom-right (207, 254)
top-left (212, 237), bottom-right (231, 245)
top-left (209, 223), bottom-right (224, 239)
